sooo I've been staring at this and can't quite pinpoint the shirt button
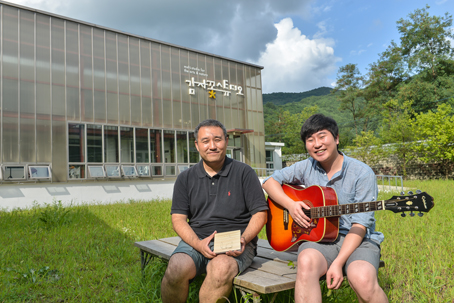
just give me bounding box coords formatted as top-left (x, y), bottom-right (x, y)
top-left (212, 182), bottom-right (214, 185)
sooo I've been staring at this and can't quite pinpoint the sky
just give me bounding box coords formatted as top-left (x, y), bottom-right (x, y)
top-left (5, 0), bottom-right (454, 94)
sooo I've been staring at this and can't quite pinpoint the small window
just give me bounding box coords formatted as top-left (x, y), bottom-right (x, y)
top-left (4, 166), bottom-right (26, 180)
top-left (69, 165), bottom-right (85, 179)
top-left (166, 165), bottom-right (176, 176)
top-left (29, 166), bottom-right (52, 179)
top-left (152, 165), bottom-right (163, 176)
top-left (178, 165), bottom-right (189, 173)
top-left (105, 165), bottom-right (121, 177)
top-left (136, 165), bottom-right (150, 177)
top-left (88, 166), bottom-right (106, 178)
top-left (122, 165), bottom-right (137, 177)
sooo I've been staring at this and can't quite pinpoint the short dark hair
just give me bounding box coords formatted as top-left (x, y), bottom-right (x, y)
top-left (194, 119), bottom-right (228, 142)
top-left (300, 114), bottom-right (339, 143)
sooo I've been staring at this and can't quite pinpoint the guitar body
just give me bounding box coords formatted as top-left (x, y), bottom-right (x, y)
top-left (266, 184), bottom-right (339, 252)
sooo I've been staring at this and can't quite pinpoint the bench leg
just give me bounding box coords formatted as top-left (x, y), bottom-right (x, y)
top-left (140, 249), bottom-right (153, 271)
top-left (234, 286), bottom-right (265, 303)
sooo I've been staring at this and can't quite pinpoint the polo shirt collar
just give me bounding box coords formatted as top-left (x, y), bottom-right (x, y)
top-left (195, 156), bottom-right (233, 178)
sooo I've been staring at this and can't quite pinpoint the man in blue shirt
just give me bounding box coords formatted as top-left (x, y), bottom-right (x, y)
top-left (262, 114), bottom-right (388, 303)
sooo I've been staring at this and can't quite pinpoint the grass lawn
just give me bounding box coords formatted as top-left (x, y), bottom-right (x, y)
top-left (1, 179), bottom-right (453, 302)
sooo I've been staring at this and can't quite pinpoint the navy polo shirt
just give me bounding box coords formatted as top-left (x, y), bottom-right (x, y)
top-left (171, 157), bottom-right (268, 242)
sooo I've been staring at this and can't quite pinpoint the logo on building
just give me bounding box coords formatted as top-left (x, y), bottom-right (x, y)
top-left (184, 65), bottom-right (244, 99)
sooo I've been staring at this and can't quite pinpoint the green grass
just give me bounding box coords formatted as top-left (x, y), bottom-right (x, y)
top-left (1, 180), bottom-right (453, 302)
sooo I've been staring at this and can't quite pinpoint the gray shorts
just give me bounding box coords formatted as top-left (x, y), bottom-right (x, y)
top-left (298, 235), bottom-right (381, 274)
top-left (171, 239), bottom-right (257, 277)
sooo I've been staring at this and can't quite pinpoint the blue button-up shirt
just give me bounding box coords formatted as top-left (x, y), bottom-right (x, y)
top-left (263, 153), bottom-right (384, 245)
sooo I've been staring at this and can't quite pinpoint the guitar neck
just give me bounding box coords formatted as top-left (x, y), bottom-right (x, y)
top-left (307, 200), bottom-right (388, 218)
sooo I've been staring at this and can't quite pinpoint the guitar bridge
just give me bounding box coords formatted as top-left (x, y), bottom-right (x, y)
top-left (283, 209), bottom-right (289, 230)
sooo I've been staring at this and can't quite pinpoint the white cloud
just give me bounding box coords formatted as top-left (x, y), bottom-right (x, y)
top-left (350, 49), bottom-right (366, 56)
top-left (367, 43), bottom-right (373, 47)
top-left (256, 18), bottom-right (340, 93)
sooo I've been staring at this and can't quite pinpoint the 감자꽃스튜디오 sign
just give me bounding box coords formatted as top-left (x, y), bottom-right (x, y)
top-left (184, 65), bottom-right (244, 99)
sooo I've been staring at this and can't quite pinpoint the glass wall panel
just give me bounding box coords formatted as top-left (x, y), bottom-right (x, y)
top-left (66, 21), bottom-right (80, 121)
top-left (150, 129), bottom-right (162, 163)
top-left (214, 58), bottom-right (225, 124)
top-left (87, 124), bottom-right (102, 162)
top-left (188, 51), bottom-right (199, 126)
top-left (161, 45), bottom-right (172, 128)
top-left (2, 6), bottom-right (19, 163)
top-left (93, 28), bottom-right (106, 123)
top-left (118, 34), bottom-right (130, 125)
top-left (106, 32), bottom-right (118, 124)
top-left (120, 127), bottom-right (133, 163)
top-left (140, 41), bottom-right (152, 126)
top-left (36, 14), bottom-right (52, 163)
top-left (188, 132), bottom-right (199, 163)
top-left (230, 63), bottom-right (240, 128)
top-left (164, 130), bottom-right (175, 163)
top-left (130, 37), bottom-right (141, 125)
top-left (104, 125), bottom-right (119, 162)
top-left (171, 48), bottom-right (181, 129)
top-left (206, 57), bottom-right (216, 119)
top-left (255, 68), bottom-right (262, 89)
top-left (176, 131), bottom-right (188, 163)
top-left (68, 123), bottom-right (85, 162)
top-left (151, 42), bottom-right (162, 127)
top-left (246, 87), bottom-right (252, 112)
top-left (180, 50), bottom-right (191, 129)
top-left (237, 65), bottom-right (246, 128)
top-left (135, 128), bottom-right (149, 163)
top-left (51, 18), bottom-right (67, 181)
top-left (20, 10), bottom-right (35, 163)
top-left (197, 54), bottom-right (208, 121)
top-left (80, 25), bottom-right (93, 122)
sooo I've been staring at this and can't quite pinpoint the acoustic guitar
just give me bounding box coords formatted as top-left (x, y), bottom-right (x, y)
top-left (266, 184), bottom-right (434, 252)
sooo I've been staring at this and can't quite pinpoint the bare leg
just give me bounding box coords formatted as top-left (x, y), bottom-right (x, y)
top-left (199, 254), bottom-right (239, 303)
top-left (161, 253), bottom-right (197, 303)
top-left (347, 260), bottom-right (388, 303)
top-left (295, 248), bottom-right (328, 303)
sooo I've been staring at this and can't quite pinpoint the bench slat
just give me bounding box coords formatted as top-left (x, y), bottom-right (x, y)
top-left (248, 256), bottom-right (297, 277)
top-left (256, 246), bottom-right (298, 263)
top-left (234, 267), bottom-right (296, 294)
top-left (134, 240), bottom-right (175, 261)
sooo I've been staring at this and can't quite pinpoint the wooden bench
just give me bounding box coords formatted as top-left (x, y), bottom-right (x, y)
top-left (134, 237), bottom-right (384, 303)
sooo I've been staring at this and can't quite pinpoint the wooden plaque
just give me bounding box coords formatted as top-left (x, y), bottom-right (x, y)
top-left (213, 230), bottom-right (241, 254)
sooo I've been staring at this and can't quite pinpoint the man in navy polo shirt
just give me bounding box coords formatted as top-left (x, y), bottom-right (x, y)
top-left (161, 119), bottom-right (268, 303)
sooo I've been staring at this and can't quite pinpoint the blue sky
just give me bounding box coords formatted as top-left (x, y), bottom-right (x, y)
top-left (6, 0), bottom-right (454, 93)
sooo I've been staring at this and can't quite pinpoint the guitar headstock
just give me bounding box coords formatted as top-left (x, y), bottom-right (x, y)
top-left (385, 191), bottom-right (434, 217)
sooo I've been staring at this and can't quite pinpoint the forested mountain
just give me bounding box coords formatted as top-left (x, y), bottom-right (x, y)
top-left (263, 89), bottom-right (365, 149)
top-left (262, 87), bottom-right (333, 105)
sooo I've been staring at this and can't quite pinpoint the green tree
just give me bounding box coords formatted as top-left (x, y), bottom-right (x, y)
top-left (412, 102), bottom-right (454, 178)
top-left (349, 130), bottom-right (383, 168)
top-left (379, 100), bottom-right (417, 178)
top-left (332, 64), bottom-right (371, 136)
top-left (281, 106), bottom-right (318, 155)
top-left (365, 5), bottom-right (454, 113)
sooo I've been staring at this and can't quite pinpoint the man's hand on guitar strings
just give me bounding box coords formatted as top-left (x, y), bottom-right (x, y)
top-left (289, 201), bottom-right (311, 228)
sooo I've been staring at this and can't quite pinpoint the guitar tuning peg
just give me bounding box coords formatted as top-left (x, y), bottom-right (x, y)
top-left (400, 191), bottom-right (405, 195)
top-left (401, 212), bottom-right (406, 217)
top-left (418, 212), bottom-right (423, 217)
top-left (407, 191), bottom-right (414, 195)
top-left (410, 211), bottom-right (415, 217)
top-left (416, 189), bottom-right (422, 194)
